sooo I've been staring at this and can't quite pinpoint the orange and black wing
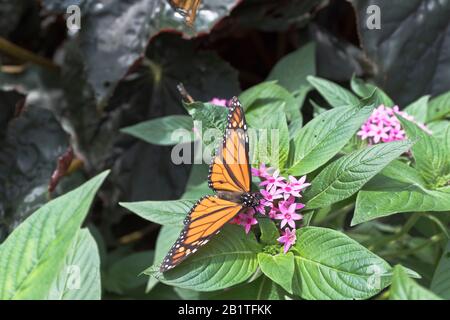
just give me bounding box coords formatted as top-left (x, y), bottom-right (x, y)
top-left (208, 97), bottom-right (251, 193)
top-left (160, 195), bottom-right (243, 272)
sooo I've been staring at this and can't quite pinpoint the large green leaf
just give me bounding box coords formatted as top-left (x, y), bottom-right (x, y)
top-left (146, 224), bottom-right (183, 293)
top-left (48, 228), bottom-right (101, 300)
top-left (104, 251), bottom-right (153, 295)
top-left (208, 275), bottom-right (287, 300)
top-left (120, 199), bottom-right (194, 227)
top-left (390, 265), bottom-right (442, 300)
top-left (288, 104), bottom-right (374, 176)
top-left (267, 42), bottom-right (315, 93)
top-left (145, 225), bottom-right (261, 292)
top-left (292, 227), bottom-right (392, 300)
top-left (239, 81), bottom-right (298, 122)
top-left (250, 109), bottom-right (290, 168)
top-left (353, 162), bottom-right (450, 225)
top-left (427, 90), bottom-right (450, 122)
top-left (430, 241), bottom-right (450, 299)
top-left (397, 114), bottom-right (446, 186)
top-left (303, 140), bottom-right (413, 209)
top-left (258, 252), bottom-right (295, 293)
top-left (121, 115), bottom-right (193, 146)
top-left (404, 96), bottom-right (429, 123)
top-left (307, 76), bottom-right (359, 108)
top-left (0, 171), bottom-right (108, 300)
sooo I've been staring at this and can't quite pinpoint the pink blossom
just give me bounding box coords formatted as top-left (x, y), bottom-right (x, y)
top-left (278, 228), bottom-right (296, 253)
top-left (275, 203), bottom-right (302, 228)
top-left (358, 104), bottom-right (431, 145)
top-left (279, 196), bottom-right (305, 212)
top-left (239, 209), bottom-right (258, 234)
top-left (259, 169), bottom-right (285, 191)
top-left (251, 163), bottom-right (273, 178)
top-left (288, 175), bottom-right (311, 191)
top-left (210, 98), bottom-right (228, 107)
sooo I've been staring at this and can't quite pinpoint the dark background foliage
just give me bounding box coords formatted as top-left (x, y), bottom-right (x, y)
top-left (1, 0), bottom-right (449, 298)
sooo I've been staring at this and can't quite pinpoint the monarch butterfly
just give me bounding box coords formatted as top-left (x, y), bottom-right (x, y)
top-left (168, 0), bottom-right (202, 26)
top-left (160, 96), bottom-right (260, 272)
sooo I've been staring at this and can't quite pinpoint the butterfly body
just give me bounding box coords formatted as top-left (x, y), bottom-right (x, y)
top-left (160, 97), bottom-right (256, 273)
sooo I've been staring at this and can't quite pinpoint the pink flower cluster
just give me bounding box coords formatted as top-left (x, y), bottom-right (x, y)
top-left (231, 164), bottom-right (310, 253)
top-left (209, 98), bottom-right (228, 107)
top-left (357, 105), bottom-right (431, 144)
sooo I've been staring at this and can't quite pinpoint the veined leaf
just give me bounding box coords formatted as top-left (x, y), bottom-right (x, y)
top-left (397, 114), bottom-right (446, 185)
top-left (403, 96), bottom-right (429, 123)
top-left (427, 90), bottom-right (450, 122)
top-left (258, 217), bottom-right (279, 245)
top-left (288, 104), bottom-right (375, 176)
top-left (307, 75), bottom-right (359, 108)
top-left (120, 199), bottom-right (194, 226)
top-left (250, 109), bottom-right (289, 168)
top-left (390, 265), bottom-right (442, 300)
top-left (121, 115), bottom-right (193, 146)
top-left (146, 224), bottom-right (183, 293)
top-left (430, 241), bottom-right (450, 299)
top-left (48, 229), bottom-right (101, 300)
top-left (303, 140), bottom-right (413, 209)
top-left (258, 252), bottom-right (295, 293)
top-left (184, 101), bottom-right (228, 133)
top-left (0, 171), bottom-right (109, 300)
top-left (145, 225), bottom-right (261, 292)
top-left (267, 42), bottom-right (315, 93)
top-left (354, 178), bottom-right (450, 225)
top-left (239, 81), bottom-right (298, 122)
top-left (293, 227), bottom-right (392, 300)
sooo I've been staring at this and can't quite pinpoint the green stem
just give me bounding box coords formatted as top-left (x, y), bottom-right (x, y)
top-left (369, 212), bottom-right (422, 251)
top-left (382, 234), bottom-right (445, 259)
top-left (0, 37), bottom-right (59, 71)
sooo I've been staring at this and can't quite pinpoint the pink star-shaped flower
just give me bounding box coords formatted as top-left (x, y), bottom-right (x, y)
top-left (239, 209), bottom-right (258, 234)
top-left (259, 169), bottom-right (285, 192)
top-left (278, 228), bottom-right (297, 253)
top-left (275, 203), bottom-right (302, 228)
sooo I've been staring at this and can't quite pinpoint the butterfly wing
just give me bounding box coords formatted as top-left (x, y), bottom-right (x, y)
top-left (208, 97), bottom-right (251, 193)
top-left (160, 195), bottom-right (243, 272)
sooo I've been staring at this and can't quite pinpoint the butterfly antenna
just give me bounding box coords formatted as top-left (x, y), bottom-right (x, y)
top-left (177, 83), bottom-right (194, 103)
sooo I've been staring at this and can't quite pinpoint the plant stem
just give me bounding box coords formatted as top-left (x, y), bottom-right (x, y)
top-left (0, 37), bottom-right (59, 71)
top-left (369, 212), bottom-right (422, 251)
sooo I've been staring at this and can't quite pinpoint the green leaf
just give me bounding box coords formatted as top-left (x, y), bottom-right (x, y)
top-left (307, 75), bottom-right (359, 108)
top-left (180, 164), bottom-right (212, 199)
top-left (390, 265), bottom-right (442, 300)
top-left (120, 199), bottom-right (195, 226)
top-left (258, 252), bottom-right (295, 293)
top-left (48, 229), bottom-right (101, 300)
top-left (250, 109), bottom-right (290, 168)
top-left (288, 104), bottom-right (375, 176)
top-left (427, 90), bottom-right (450, 122)
top-left (258, 217), bottom-right (279, 245)
top-left (353, 161), bottom-right (450, 225)
top-left (146, 224), bottom-right (183, 292)
top-left (145, 225), bottom-right (261, 292)
top-left (303, 140), bottom-right (413, 209)
top-left (239, 81), bottom-right (298, 122)
top-left (267, 42), bottom-right (315, 93)
top-left (404, 96), bottom-right (429, 123)
top-left (184, 101), bottom-right (228, 133)
top-left (121, 115), bottom-right (193, 146)
top-left (293, 227), bottom-right (392, 300)
top-left (397, 114), bottom-right (446, 185)
top-left (350, 75), bottom-right (373, 98)
top-left (104, 251), bottom-right (153, 294)
top-left (206, 275), bottom-right (287, 300)
top-left (0, 171), bottom-right (109, 300)
top-left (430, 241), bottom-right (450, 299)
